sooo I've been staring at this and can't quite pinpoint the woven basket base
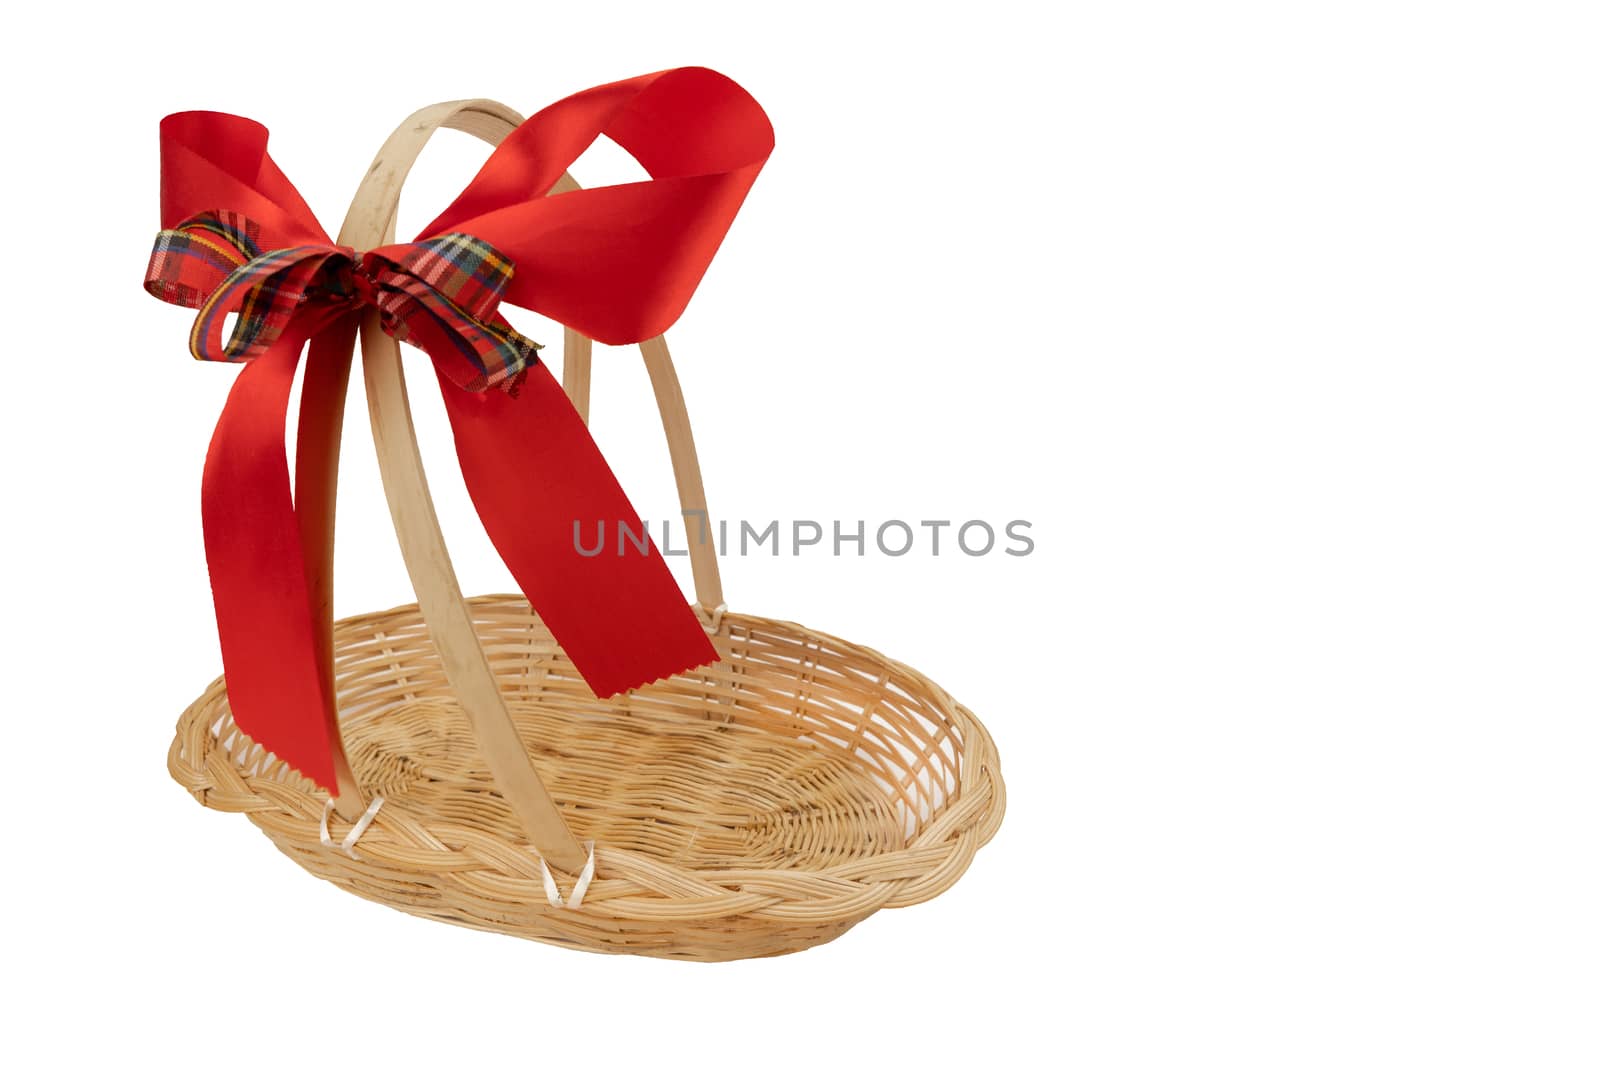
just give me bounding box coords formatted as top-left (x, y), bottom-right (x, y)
top-left (170, 596), bottom-right (1004, 961)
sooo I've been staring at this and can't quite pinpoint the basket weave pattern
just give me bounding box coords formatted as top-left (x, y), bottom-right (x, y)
top-left (170, 596), bottom-right (1005, 960)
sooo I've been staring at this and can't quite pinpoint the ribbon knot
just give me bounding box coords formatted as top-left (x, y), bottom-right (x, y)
top-left (146, 212), bottom-right (541, 392)
top-left (347, 258), bottom-right (381, 307)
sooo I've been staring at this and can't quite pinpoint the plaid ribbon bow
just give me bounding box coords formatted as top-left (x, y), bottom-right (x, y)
top-left (145, 210), bottom-right (541, 392)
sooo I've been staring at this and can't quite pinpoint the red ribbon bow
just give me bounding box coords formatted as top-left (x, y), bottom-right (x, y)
top-left (148, 68), bottom-right (774, 792)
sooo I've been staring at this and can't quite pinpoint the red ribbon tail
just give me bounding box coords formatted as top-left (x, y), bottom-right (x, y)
top-left (438, 361), bottom-right (717, 696)
top-left (201, 327), bottom-right (340, 790)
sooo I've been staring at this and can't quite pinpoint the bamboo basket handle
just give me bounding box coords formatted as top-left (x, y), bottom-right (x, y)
top-left (337, 99), bottom-right (727, 873)
top-left (340, 100), bottom-right (587, 873)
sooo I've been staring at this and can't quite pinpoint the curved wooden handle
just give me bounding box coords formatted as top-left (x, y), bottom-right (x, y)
top-left (340, 100), bottom-right (586, 873)
top-left (336, 99), bottom-right (727, 872)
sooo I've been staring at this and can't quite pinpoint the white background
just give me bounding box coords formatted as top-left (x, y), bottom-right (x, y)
top-left (3, 2), bottom-right (1597, 1063)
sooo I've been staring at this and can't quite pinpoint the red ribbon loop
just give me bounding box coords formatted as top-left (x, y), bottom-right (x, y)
top-left (151, 68), bottom-right (773, 792)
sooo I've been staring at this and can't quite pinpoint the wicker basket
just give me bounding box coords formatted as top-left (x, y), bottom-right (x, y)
top-left (167, 97), bottom-right (1005, 961)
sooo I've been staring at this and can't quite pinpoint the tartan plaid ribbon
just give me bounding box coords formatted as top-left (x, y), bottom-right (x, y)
top-left (145, 210), bottom-right (541, 392)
